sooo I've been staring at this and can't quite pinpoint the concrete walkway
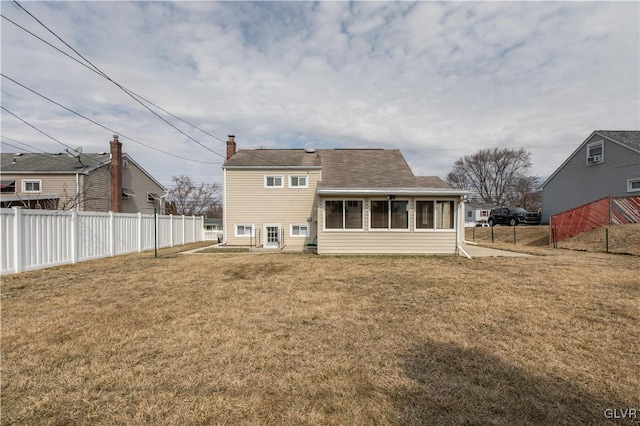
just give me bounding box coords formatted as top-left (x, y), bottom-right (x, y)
top-left (461, 243), bottom-right (533, 258)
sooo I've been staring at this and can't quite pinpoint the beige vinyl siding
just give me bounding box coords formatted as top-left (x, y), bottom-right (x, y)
top-left (1, 173), bottom-right (79, 209)
top-left (224, 168), bottom-right (321, 250)
top-left (317, 197), bottom-right (460, 255)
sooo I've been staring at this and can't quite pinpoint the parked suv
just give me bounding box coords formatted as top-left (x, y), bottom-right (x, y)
top-left (488, 207), bottom-right (541, 226)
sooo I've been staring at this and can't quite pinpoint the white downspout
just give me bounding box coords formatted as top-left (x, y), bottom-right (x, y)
top-left (222, 167), bottom-right (227, 245)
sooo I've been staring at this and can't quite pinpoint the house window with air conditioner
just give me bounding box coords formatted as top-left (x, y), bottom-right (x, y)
top-left (586, 141), bottom-right (604, 165)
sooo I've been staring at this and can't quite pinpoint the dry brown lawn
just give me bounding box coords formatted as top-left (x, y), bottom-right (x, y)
top-left (467, 223), bottom-right (640, 257)
top-left (2, 244), bottom-right (639, 425)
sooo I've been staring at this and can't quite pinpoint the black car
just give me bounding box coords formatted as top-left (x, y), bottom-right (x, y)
top-left (488, 207), bottom-right (541, 226)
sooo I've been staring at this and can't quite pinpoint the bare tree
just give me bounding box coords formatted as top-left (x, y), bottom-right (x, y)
top-left (446, 148), bottom-right (533, 206)
top-left (505, 175), bottom-right (542, 212)
top-left (167, 175), bottom-right (221, 217)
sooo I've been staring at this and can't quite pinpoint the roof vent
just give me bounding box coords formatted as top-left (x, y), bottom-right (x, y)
top-left (305, 148), bottom-right (316, 153)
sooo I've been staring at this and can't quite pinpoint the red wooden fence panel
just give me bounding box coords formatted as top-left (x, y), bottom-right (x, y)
top-left (550, 196), bottom-right (640, 243)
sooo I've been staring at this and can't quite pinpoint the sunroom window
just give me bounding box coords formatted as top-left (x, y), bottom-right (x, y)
top-left (325, 200), bottom-right (363, 230)
top-left (371, 200), bottom-right (408, 229)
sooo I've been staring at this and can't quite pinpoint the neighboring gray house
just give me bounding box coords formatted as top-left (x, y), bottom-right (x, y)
top-left (1, 136), bottom-right (166, 214)
top-left (541, 130), bottom-right (640, 223)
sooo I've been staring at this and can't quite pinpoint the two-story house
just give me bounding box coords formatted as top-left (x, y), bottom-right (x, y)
top-left (223, 136), bottom-right (469, 255)
top-left (541, 130), bottom-right (640, 223)
top-left (1, 136), bottom-right (166, 214)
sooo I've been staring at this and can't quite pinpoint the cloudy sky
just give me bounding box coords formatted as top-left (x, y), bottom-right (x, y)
top-left (1, 1), bottom-right (638, 189)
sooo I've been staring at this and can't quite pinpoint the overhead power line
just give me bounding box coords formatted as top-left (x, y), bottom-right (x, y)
top-left (4, 2), bottom-right (282, 167)
top-left (11, 0), bottom-right (226, 160)
top-left (1, 74), bottom-right (221, 165)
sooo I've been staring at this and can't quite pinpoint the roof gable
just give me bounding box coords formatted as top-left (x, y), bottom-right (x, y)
top-left (225, 147), bottom-right (463, 192)
top-left (542, 130), bottom-right (640, 188)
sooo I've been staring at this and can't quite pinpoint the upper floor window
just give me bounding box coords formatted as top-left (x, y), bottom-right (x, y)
top-left (289, 175), bottom-right (308, 188)
top-left (371, 199), bottom-right (409, 230)
top-left (628, 178), bottom-right (640, 193)
top-left (1, 180), bottom-right (16, 193)
top-left (325, 200), bottom-right (363, 230)
top-left (586, 141), bottom-right (604, 165)
top-left (264, 175), bottom-right (283, 188)
top-left (22, 179), bottom-right (42, 193)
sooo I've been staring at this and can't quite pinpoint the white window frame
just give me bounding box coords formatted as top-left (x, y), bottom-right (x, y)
top-left (627, 178), bottom-right (640, 193)
top-left (414, 199), bottom-right (457, 232)
top-left (235, 224), bottom-right (254, 237)
top-left (586, 140), bottom-right (604, 165)
top-left (369, 199), bottom-right (410, 231)
top-left (22, 179), bottom-right (42, 193)
top-left (290, 224), bottom-right (309, 237)
top-left (264, 175), bottom-right (284, 188)
top-left (289, 175), bottom-right (308, 188)
top-left (323, 199), bottom-right (365, 231)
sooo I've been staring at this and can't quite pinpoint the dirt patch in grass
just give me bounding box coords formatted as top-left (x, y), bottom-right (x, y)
top-left (2, 249), bottom-right (638, 425)
top-left (196, 247), bottom-right (251, 254)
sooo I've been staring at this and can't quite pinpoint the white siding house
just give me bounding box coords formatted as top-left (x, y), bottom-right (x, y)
top-left (223, 139), bottom-right (468, 255)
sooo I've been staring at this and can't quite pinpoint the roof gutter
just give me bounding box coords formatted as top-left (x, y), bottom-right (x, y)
top-left (316, 187), bottom-right (470, 196)
top-left (223, 165), bottom-right (322, 170)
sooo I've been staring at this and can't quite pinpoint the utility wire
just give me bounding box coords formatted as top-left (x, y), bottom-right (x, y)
top-left (1, 14), bottom-right (226, 145)
top-left (2, 106), bottom-right (85, 157)
top-left (1, 74), bottom-right (221, 165)
top-left (4, 4), bottom-right (282, 166)
top-left (1, 137), bottom-right (101, 169)
top-left (11, 0), bottom-right (226, 160)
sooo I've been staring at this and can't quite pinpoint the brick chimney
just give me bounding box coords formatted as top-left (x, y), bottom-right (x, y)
top-left (110, 135), bottom-right (123, 213)
top-left (226, 135), bottom-right (236, 160)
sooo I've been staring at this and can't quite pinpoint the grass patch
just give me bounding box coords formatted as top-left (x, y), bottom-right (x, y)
top-left (559, 223), bottom-right (640, 256)
top-left (2, 249), bottom-right (638, 424)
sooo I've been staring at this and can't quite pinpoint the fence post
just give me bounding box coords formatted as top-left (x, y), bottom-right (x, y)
top-left (13, 207), bottom-right (23, 273)
top-left (513, 227), bottom-right (516, 245)
top-left (110, 211), bottom-right (116, 257)
top-left (605, 228), bottom-right (609, 253)
top-left (138, 212), bottom-right (143, 252)
top-left (169, 214), bottom-right (174, 247)
top-left (491, 226), bottom-right (494, 243)
top-left (182, 215), bottom-right (186, 245)
top-left (71, 210), bottom-right (78, 264)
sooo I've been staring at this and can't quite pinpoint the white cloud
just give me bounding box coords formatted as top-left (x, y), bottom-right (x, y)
top-left (1, 1), bottom-right (638, 188)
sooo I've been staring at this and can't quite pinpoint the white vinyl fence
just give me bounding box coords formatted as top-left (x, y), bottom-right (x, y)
top-left (1, 208), bottom-right (205, 275)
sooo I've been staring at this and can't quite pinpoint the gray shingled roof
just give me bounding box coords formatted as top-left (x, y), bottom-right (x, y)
top-left (224, 149), bottom-right (322, 167)
top-left (1, 152), bottom-right (110, 172)
top-left (318, 149), bottom-right (419, 188)
top-left (225, 148), bottom-right (453, 190)
top-left (415, 176), bottom-right (451, 189)
top-left (596, 130), bottom-right (640, 151)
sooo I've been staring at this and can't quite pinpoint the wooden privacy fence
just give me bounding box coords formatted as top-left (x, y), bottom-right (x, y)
top-left (550, 195), bottom-right (640, 243)
top-left (0, 208), bottom-right (204, 275)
